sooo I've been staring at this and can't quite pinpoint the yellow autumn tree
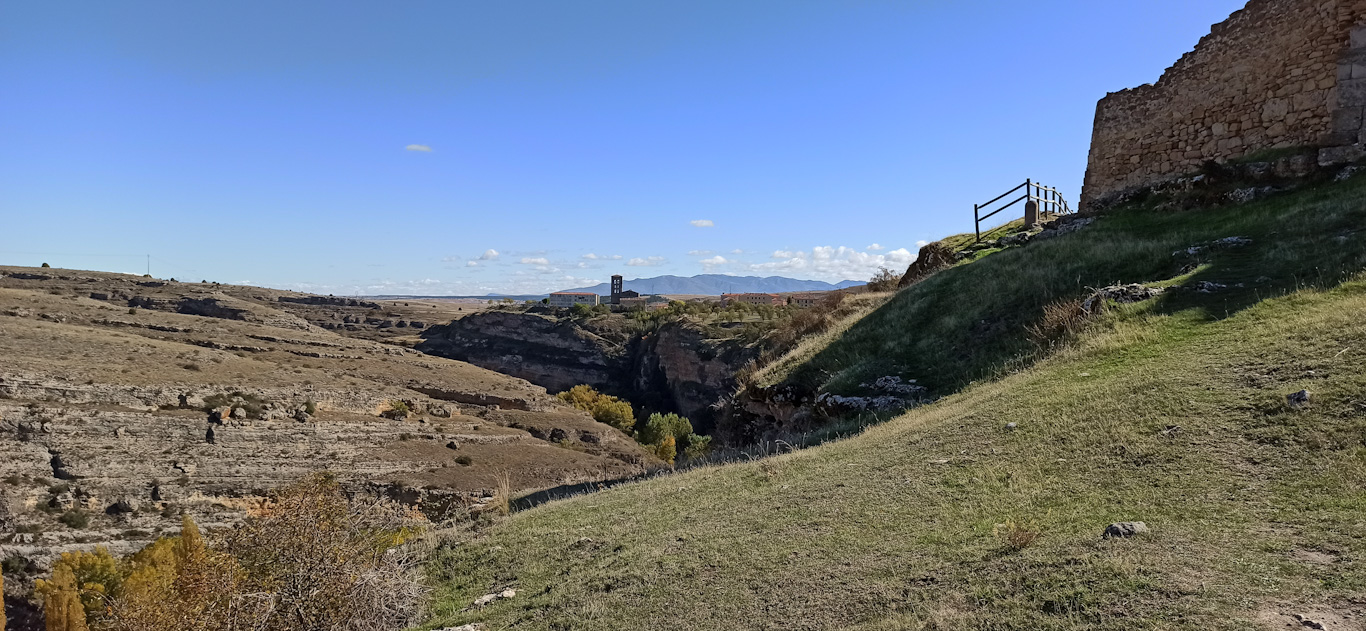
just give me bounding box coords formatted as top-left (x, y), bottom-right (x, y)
top-left (556, 385), bottom-right (636, 433)
top-left (1, 571), bottom-right (8, 631)
top-left (655, 435), bottom-right (677, 465)
top-left (107, 515), bottom-right (247, 631)
top-left (36, 563), bottom-right (87, 631)
top-left (37, 476), bottom-right (426, 631)
top-left (35, 547), bottom-right (121, 631)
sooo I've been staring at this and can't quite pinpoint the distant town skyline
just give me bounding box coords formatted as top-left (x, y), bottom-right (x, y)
top-left (0, 0), bottom-right (1247, 295)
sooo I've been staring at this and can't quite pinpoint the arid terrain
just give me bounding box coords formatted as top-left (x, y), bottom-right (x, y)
top-left (0, 266), bottom-right (655, 598)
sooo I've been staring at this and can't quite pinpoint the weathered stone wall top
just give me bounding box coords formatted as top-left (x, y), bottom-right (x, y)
top-left (1081, 0), bottom-right (1366, 209)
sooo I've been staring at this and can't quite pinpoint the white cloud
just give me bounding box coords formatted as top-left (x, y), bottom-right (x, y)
top-left (479, 249), bottom-right (500, 261)
top-left (688, 250), bottom-right (714, 257)
top-left (466, 261), bottom-right (479, 267)
top-left (582, 253), bottom-right (623, 260)
top-left (628, 256), bottom-right (666, 267)
top-left (520, 257), bottom-right (551, 265)
top-left (742, 245), bottom-right (915, 281)
top-left (867, 243), bottom-right (884, 251)
top-left (700, 255), bottom-right (728, 269)
top-left (690, 219), bottom-right (715, 228)
top-left (405, 144), bottom-right (433, 152)
top-left (915, 240), bottom-right (929, 248)
top-left (730, 249), bottom-right (744, 255)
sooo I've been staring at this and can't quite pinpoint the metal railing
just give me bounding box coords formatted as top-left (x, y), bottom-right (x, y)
top-left (973, 179), bottom-right (1073, 242)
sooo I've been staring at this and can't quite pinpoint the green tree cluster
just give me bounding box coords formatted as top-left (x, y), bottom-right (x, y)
top-left (638, 412), bottom-right (711, 465)
top-left (557, 385), bottom-right (636, 433)
top-left (569, 303), bottom-right (611, 318)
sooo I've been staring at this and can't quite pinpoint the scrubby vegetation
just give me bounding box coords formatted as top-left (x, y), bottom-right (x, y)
top-left (382, 399), bottom-right (412, 420)
top-left (638, 412), bottom-right (709, 465)
top-left (556, 385), bottom-right (636, 433)
top-left (556, 385), bottom-right (713, 463)
top-left (422, 174), bottom-right (1366, 630)
top-left (199, 392), bottom-right (268, 418)
top-left (33, 475), bottom-right (425, 631)
top-left (865, 266), bottom-right (901, 292)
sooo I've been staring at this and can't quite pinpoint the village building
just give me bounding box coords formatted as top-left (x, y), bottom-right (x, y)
top-left (548, 292), bottom-right (600, 308)
top-left (721, 293), bottom-right (786, 307)
top-left (790, 293), bottom-right (829, 308)
top-left (619, 294), bottom-right (671, 310)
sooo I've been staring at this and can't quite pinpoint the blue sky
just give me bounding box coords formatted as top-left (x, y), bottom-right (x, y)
top-left (0, 0), bottom-right (1246, 295)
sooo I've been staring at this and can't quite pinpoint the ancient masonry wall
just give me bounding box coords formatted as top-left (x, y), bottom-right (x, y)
top-left (1080, 0), bottom-right (1366, 209)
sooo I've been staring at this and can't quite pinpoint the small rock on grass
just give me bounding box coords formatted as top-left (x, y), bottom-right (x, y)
top-left (469, 588), bottom-right (517, 609)
top-left (1103, 522), bottom-right (1149, 539)
top-left (1287, 390), bottom-right (1312, 410)
top-left (436, 625), bottom-right (486, 631)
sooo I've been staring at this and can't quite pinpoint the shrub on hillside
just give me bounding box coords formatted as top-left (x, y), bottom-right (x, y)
top-left (1025, 298), bottom-right (1088, 349)
top-left (994, 518), bottom-right (1042, 551)
top-left (638, 413), bottom-right (713, 465)
top-left (569, 303), bottom-right (610, 318)
top-left (638, 412), bottom-right (692, 446)
top-left (382, 399), bottom-right (412, 420)
top-left (654, 435), bottom-right (677, 465)
top-left (557, 385), bottom-right (637, 433)
top-left (866, 267), bottom-right (901, 292)
top-left (58, 509), bottom-right (89, 529)
top-left (683, 433), bottom-right (713, 460)
top-left (36, 475), bottom-right (426, 631)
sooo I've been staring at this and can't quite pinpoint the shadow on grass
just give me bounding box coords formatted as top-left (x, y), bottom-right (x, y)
top-left (784, 174), bottom-right (1366, 399)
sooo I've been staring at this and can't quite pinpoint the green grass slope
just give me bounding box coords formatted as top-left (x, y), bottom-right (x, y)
top-left (421, 179), bottom-right (1366, 631)
top-left (759, 175), bottom-right (1366, 396)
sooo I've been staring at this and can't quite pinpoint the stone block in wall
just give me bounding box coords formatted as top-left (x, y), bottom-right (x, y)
top-left (1352, 25), bottom-right (1366, 50)
top-left (1319, 144), bottom-right (1365, 167)
top-left (1264, 98), bottom-right (1291, 120)
top-left (1332, 106), bottom-right (1363, 132)
top-left (1340, 78), bottom-right (1366, 107)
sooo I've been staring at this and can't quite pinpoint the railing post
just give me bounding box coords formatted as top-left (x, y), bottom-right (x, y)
top-left (974, 204), bottom-right (981, 242)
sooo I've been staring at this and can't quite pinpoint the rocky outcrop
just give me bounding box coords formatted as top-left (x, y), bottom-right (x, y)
top-left (417, 312), bottom-right (626, 393)
top-left (631, 321), bottom-right (757, 434)
top-left (419, 313), bottom-right (758, 436)
top-left (897, 242), bottom-right (956, 289)
top-left (277, 296), bottom-right (381, 309)
top-left (176, 295), bottom-right (316, 331)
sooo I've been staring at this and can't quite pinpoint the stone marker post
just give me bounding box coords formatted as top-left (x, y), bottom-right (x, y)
top-left (1024, 199), bottom-right (1040, 229)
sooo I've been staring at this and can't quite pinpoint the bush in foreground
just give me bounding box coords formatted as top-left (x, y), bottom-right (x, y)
top-left (36, 474), bottom-right (426, 631)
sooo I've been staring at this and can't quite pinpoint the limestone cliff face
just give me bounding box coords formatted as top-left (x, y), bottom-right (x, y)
top-left (632, 321), bottom-right (757, 434)
top-left (417, 311), bottom-right (627, 393)
top-left (419, 313), bottom-right (757, 435)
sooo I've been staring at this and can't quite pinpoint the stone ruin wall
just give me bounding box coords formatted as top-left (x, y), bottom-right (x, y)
top-left (1081, 0), bottom-right (1366, 209)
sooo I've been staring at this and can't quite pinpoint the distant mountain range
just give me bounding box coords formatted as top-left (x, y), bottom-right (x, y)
top-left (561, 274), bottom-right (865, 296)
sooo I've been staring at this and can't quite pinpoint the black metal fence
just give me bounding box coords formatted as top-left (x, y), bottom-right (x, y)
top-left (973, 179), bottom-right (1073, 242)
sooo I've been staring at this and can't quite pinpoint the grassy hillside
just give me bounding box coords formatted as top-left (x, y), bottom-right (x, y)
top-left (757, 175), bottom-right (1366, 396)
top-left (419, 178), bottom-right (1366, 630)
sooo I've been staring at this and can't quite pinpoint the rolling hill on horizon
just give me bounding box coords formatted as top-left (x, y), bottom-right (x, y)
top-left (561, 274), bottom-right (865, 296)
